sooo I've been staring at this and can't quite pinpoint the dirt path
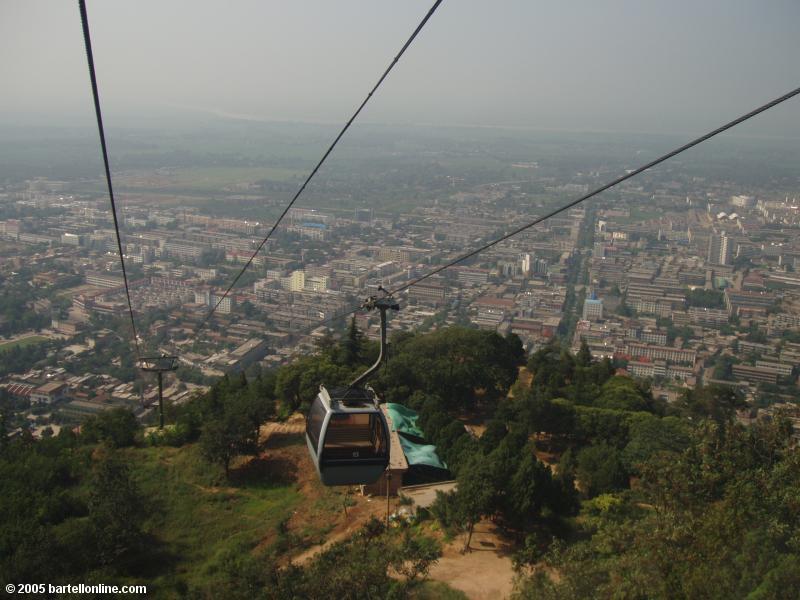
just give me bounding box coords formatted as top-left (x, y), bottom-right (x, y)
top-left (290, 494), bottom-right (387, 565)
top-left (428, 521), bottom-right (516, 600)
top-left (259, 414), bottom-right (392, 565)
top-left (259, 414), bottom-right (306, 440)
top-left (509, 366), bottom-right (533, 397)
top-left (260, 416), bottom-right (517, 597)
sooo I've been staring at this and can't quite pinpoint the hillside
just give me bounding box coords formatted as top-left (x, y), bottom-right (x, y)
top-left (2, 326), bottom-right (799, 598)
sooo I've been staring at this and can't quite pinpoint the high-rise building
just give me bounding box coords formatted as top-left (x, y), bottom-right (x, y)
top-left (210, 293), bottom-right (232, 314)
top-left (280, 270), bottom-right (305, 292)
top-left (707, 232), bottom-right (733, 266)
top-left (582, 296), bottom-right (603, 321)
top-left (498, 260), bottom-right (519, 278)
top-left (195, 288), bottom-right (233, 314)
top-left (593, 241), bottom-right (605, 258)
top-left (520, 253), bottom-right (532, 275)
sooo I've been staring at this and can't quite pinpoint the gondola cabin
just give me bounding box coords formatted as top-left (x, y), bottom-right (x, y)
top-left (306, 385), bottom-right (390, 486)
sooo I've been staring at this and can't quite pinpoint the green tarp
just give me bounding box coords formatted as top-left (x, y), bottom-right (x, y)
top-left (398, 436), bottom-right (448, 471)
top-left (386, 403), bottom-right (447, 471)
top-left (385, 403), bottom-right (425, 439)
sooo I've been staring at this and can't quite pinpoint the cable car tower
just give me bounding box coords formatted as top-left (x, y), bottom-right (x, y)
top-left (306, 291), bottom-right (399, 486)
top-left (139, 354), bottom-right (179, 430)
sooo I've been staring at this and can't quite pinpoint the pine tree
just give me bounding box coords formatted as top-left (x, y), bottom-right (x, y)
top-left (577, 337), bottom-right (593, 367)
top-left (344, 315), bottom-right (363, 366)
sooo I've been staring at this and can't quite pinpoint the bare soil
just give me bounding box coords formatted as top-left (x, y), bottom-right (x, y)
top-left (258, 415), bottom-right (390, 564)
top-left (258, 417), bottom-right (518, 598)
top-left (427, 521), bottom-right (516, 600)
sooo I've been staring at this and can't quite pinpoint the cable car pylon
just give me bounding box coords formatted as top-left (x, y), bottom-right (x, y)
top-left (139, 354), bottom-right (179, 429)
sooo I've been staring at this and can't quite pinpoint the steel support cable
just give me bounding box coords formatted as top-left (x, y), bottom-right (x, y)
top-left (194, 0), bottom-right (445, 336)
top-left (387, 86), bottom-right (800, 297)
top-left (78, 0), bottom-right (142, 359)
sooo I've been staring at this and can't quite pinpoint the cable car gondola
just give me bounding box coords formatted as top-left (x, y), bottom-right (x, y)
top-left (306, 385), bottom-right (389, 486)
top-left (306, 294), bottom-right (398, 486)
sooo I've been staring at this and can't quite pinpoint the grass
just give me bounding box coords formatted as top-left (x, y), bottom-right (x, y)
top-left (121, 443), bottom-right (302, 594)
top-left (0, 335), bottom-right (48, 351)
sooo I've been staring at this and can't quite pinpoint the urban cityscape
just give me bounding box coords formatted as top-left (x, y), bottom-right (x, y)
top-left (2, 126), bottom-right (799, 440)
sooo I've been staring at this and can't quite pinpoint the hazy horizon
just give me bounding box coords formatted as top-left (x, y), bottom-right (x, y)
top-left (2, 0), bottom-right (799, 139)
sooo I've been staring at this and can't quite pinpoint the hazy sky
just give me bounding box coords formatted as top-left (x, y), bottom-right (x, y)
top-left (2, 0), bottom-right (799, 136)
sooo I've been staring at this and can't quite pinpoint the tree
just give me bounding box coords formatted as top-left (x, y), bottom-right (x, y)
top-left (456, 453), bottom-right (497, 552)
top-left (198, 394), bottom-right (258, 479)
top-left (622, 415), bottom-right (691, 473)
top-left (378, 327), bottom-right (522, 408)
top-left (221, 518), bottom-right (443, 599)
top-left (507, 445), bottom-right (553, 525)
top-left (686, 288), bottom-right (725, 309)
top-left (81, 408), bottom-right (140, 448)
top-left (394, 530), bottom-right (441, 582)
top-left (480, 419), bottom-right (508, 453)
top-left (505, 332), bottom-right (526, 366)
top-left (679, 384), bottom-right (746, 428)
top-left (522, 395), bottom-right (577, 436)
top-left (343, 315), bottom-right (363, 366)
top-left (595, 376), bottom-right (650, 412)
top-left (577, 338), bottom-right (593, 368)
top-left (88, 446), bottom-right (145, 565)
top-left (576, 443), bottom-right (628, 497)
top-left (200, 421), bottom-right (237, 478)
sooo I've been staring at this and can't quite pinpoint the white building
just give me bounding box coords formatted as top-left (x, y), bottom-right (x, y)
top-left (305, 275), bottom-right (329, 292)
top-left (582, 297), bottom-right (603, 321)
top-left (280, 270), bottom-right (305, 292)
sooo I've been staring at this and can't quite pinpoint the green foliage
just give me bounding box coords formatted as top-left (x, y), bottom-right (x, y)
top-left (81, 408), bottom-right (140, 448)
top-left (595, 376), bottom-right (651, 412)
top-left (574, 406), bottom-right (634, 448)
top-left (377, 327), bottom-right (521, 408)
top-left (0, 340), bottom-right (55, 378)
top-left (0, 432), bottom-right (155, 584)
top-left (0, 281), bottom-right (50, 337)
top-left (527, 340), bottom-right (613, 403)
top-left (622, 415), bottom-right (691, 474)
top-left (514, 420), bottom-right (800, 599)
top-left (507, 448), bottom-right (555, 520)
top-left (429, 490), bottom-right (462, 532)
top-left (343, 314), bottom-right (364, 366)
top-left (5, 322), bottom-right (793, 597)
top-left (711, 353), bottom-right (739, 380)
top-left (575, 443), bottom-right (628, 498)
top-left (686, 288), bottom-right (725, 309)
top-left (518, 393), bottom-right (577, 436)
top-left (205, 519), bottom-right (441, 599)
top-left (454, 453), bottom-right (498, 551)
top-left (480, 419), bottom-right (508, 453)
top-left (576, 338), bottom-right (592, 367)
top-left (273, 345), bottom-right (366, 412)
top-left (196, 376), bottom-right (274, 478)
top-left (679, 384), bottom-right (746, 427)
top-left (88, 446), bottom-right (146, 565)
